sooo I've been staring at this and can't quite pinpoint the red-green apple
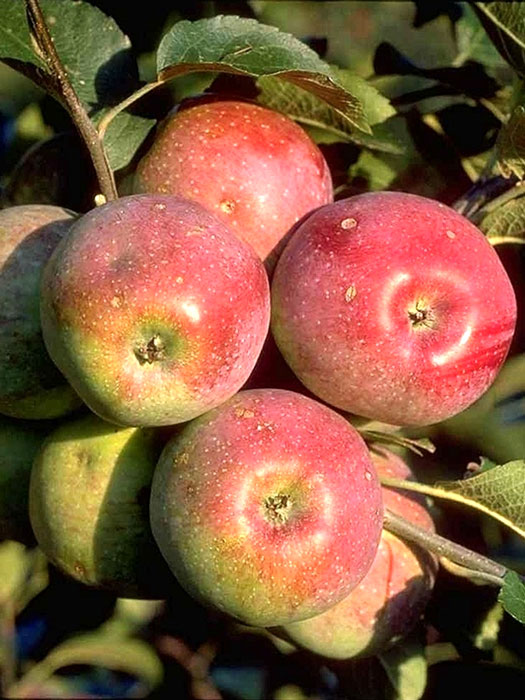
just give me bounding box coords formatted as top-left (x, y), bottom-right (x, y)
top-left (0, 205), bottom-right (81, 419)
top-left (271, 192), bottom-right (517, 426)
top-left (134, 99), bottom-right (333, 268)
top-left (40, 194), bottom-right (270, 427)
top-left (150, 388), bottom-right (383, 627)
top-left (279, 447), bottom-right (437, 658)
top-left (29, 413), bottom-right (176, 598)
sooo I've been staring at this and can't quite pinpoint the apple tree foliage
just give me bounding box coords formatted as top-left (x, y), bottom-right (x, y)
top-left (2, 1), bottom-right (525, 697)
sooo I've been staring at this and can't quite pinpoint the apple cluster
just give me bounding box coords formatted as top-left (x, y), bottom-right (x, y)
top-left (0, 98), bottom-right (517, 660)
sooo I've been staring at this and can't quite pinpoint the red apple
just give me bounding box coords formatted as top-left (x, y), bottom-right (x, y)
top-left (40, 194), bottom-right (270, 427)
top-left (0, 204), bottom-right (81, 419)
top-left (150, 388), bottom-right (383, 627)
top-left (271, 192), bottom-right (517, 426)
top-left (133, 99), bottom-right (333, 269)
top-left (280, 447), bottom-right (437, 659)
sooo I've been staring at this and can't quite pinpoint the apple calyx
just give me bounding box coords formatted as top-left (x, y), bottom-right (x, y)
top-left (264, 492), bottom-right (294, 526)
top-left (407, 301), bottom-right (436, 330)
top-left (134, 334), bottom-right (166, 365)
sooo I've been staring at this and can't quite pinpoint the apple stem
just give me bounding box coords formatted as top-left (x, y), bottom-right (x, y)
top-left (25, 0), bottom-right (118, 204)
top-left (383, 509), bottom-right (506, 587)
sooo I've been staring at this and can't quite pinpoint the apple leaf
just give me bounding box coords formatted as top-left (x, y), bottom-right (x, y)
top-left (256, 68), bottom-right (403, 153)
top-left (0, 1), bottom-right (46, 67)
top-left (0, 540), bottom-right (30, 605)
top-left (156, 15), bottom-right (370, 134)
top-left (9, 633), bottom-right (163, 697)
top-left (0, 0), bottom-right (139, 109)
top-left (498, 570), bottom-right (525, 624)
top-left (495, 106), bottom-right (525, 180)
top-left (96, 110), bottom-right (156, 171)
top-left (360, 430), bottom-right (436, 457)
top-left (435, 461), bottom-right (525, 539)
top-left (456, 4), bottom-right (509, 69)
top-left (478, 191), bottom-right (525, 244)
top-left (472, 601), bottom-right (504, 651)
top-left (474, 2), bottom-right (525, 76)
top-left (378, 635), bottom-right (427, 700)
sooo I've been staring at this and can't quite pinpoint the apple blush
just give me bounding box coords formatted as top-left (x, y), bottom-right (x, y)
top-left (40, 194), bottom-right (270, 427)
top-left (150, 389), bottom-right (383, 628)
top-left (271, 192), bottom-right (517, 426)
top-left (134, 99), bottom-right (333, 268)
top-left (280, 447), bottom-right (437, 659)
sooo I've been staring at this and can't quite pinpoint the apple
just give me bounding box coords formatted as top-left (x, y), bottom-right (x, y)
top-left (150, 388), bottom-right (383, 627)
top-left (0, 204), bottom-right (82, 419)
top-left (0, 416), bottom-right (55, 545)
top-left (271, 192), bottom-right (517, 426)
top-left (3, 132), bottom-right (97, 213)
top-left (40, 194), bottom-right (270, 427)
top-left (29, 412), bottom-right (176, 598)
top-left (434, 352), bottom-right (525, 463)
top-left (133, 99), bottom-right (333, 269)
top-left (279, 447), bottom-right (437, 659)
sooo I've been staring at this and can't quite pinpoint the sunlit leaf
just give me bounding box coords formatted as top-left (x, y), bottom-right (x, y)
top-left (456, 4), bottom-right (509, 69)
top-left (156, 15), bottom-right (370, 133)
top-left (435, 461), bottom-right (525, 538)
top-left (379, 636), bottom-right (427, 700)
top-left (496, 105), bottom-right (525, 179)
top-left (9, 633), bottom-right (163, 697)
top-left (478, 191), bottom-right (525, 243)
top-left (475, 2), bottom-right (525, 76)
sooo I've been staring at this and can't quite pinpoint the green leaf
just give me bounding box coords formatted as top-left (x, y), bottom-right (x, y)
top-left (379, 636), bottom-right (427, 700)
top-left (498, 570), bottom-right (525, 623)
top-left (156, 15), bottom-right (370, 134)
top-left (472, 601), bottom-right (504, 651)
top-left (475, 2), bottom-right (525, 76)
top-left (0, 541), bottom-right (30, 605)
top-left (98, 110), bottom-right (156, 171)
top-left (257, 74), bottom-right (401, 153)
top-left (0, 1), bottom-right (45, 67)
top-left (10, 633), bottom-right (163, 696)
top-left (496, 105), bottom-right (525, 179)
top-left (436, 461), bottom-right (525, 538)
top-left (478, 192), bottom-right (525, 244)
top-left (456, 4), bottom-right (509, 69)
top-left (0, 0), bottom-right (138, 109)
top-left (361, 430), bottom-right (436, 457)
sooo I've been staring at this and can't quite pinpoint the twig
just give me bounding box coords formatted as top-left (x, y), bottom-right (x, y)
top-left (383, 509), bottom-right (507, 586)
top-left (25, 0), bottom-right (118, 203)
top-left (157, 635), bottom-right (221, 700)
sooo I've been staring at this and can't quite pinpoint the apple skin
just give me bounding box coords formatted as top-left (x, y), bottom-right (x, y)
top-left (150, 388), bottom-right (383, 628)
top-left (0, 205), bottom-right (82, 419)
top-left (434, 353), bottom-right (525, 463)
top-left (29, 413), bottom-right (177, 598)
top-left (278, 447), bottom-right (437, 659)
top-left (40, 194), bottom-right (270, 427)
top-left (271, 192), bottom-right (517, 426)
top-left (133, 99), bottom-right (333, 268)
top-left (3, 133), bottom-right (98, 213)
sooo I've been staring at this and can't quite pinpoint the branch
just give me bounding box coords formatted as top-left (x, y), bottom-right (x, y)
top-left (383, 509), bottom-right (506, 586)
top-left (25, 0), bottom-right (118, 203)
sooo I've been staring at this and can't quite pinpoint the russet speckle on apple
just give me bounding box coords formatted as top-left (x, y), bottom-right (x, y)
top-left (39, 194), bottom-right (271, 427)
top-left (271, 191), bottom-right (517, 426)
